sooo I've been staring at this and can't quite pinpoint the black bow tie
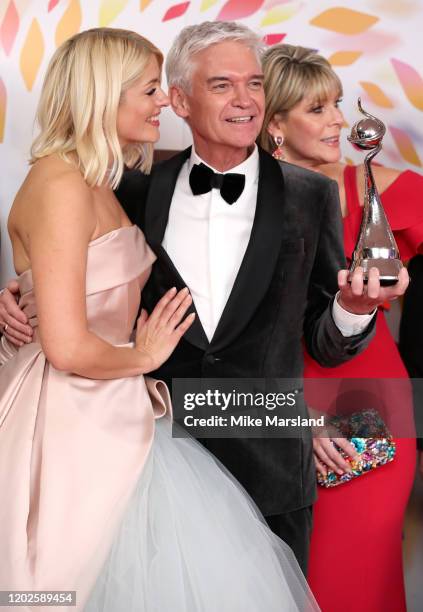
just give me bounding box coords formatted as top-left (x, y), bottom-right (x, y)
top-left (189, 163), bottom-right (245, 205)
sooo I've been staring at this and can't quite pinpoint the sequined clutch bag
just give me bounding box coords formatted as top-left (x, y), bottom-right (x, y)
top-left (317, 408), bottom-right (396, 488)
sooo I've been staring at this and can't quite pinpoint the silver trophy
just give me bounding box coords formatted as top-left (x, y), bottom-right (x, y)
top-left (347, 98), bottom-right (402, 285)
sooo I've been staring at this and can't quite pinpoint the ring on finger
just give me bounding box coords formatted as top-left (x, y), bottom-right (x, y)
top-left (4, 323), bottom-right (8, 333)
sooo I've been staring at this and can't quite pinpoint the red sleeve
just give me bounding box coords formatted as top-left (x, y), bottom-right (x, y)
top-left (381, 170), bottom-right (423, 260)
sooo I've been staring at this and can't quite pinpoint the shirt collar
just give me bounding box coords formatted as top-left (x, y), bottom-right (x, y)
top-left (188, 145), bottom-right (259, 188)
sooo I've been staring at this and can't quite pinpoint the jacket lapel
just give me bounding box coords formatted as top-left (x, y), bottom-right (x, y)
top-left (144, 147), bottom-right (191, 247)
top-left (144, 147), bottom-right (209, 350)
top-left (210, 148), bottom-right (286, 353)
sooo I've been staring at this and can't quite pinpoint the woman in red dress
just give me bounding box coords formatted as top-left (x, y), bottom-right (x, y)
top-left (260, 44), bottom-right (423, 611)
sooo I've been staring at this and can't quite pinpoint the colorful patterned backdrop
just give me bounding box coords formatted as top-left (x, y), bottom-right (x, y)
top-left (1, 0), bottom-right (422, 282)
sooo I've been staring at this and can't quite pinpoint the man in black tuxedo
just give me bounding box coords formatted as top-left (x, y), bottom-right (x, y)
top-left (0, 21), bottom-right (409, 572)
top-left (114, 21), bottom-right (410, 571)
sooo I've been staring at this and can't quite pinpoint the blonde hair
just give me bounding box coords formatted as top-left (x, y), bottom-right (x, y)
top-left (259, 44), bottom-right (342, 153)
top-left (30, 27), bottom-right (163, 188)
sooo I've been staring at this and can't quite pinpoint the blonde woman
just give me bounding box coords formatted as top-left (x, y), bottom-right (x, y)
top-left (0, 29), bottom-right (320, 611)
top-left (260, 43), bottom-right (423, 612)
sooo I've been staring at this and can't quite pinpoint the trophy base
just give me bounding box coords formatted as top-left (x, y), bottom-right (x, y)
top-left (348, 257), bottom-right (403, 286)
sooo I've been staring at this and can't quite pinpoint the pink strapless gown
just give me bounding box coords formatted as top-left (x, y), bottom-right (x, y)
top-left (0, 226), bottom-right (167, 608)
top-left (0, 226), bottom-right (318, 612)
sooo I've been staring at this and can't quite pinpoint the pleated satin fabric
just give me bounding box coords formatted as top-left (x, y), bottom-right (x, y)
top-left (0, 227), bottom-right (167, 610)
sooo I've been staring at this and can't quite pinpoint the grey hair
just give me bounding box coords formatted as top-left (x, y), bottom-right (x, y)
top-left (165, 21), bottom-right (264, 92)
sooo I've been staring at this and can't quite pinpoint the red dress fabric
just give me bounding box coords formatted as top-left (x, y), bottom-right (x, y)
top-left (306, 166), bottom-right (423, 612)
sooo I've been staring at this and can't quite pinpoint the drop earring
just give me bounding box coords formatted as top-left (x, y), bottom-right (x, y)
top-left (272, 135), bottom-right (285, 161)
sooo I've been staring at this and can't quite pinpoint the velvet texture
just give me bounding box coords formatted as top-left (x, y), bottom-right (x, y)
top-left (117, 147), bottom-right (375, 517)
top-left (399, 254), bottom-right (423, 450)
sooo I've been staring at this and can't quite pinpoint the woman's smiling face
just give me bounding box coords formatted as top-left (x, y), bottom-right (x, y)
top-left (275, 91), bottom-right (345, 169)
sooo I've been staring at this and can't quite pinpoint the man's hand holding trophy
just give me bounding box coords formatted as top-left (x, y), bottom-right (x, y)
top-left (337, 99), bottom-right (409, 315)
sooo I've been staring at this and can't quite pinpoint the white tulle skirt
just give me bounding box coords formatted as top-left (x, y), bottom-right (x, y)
top-left (85, 418), bottom-right (319, 611)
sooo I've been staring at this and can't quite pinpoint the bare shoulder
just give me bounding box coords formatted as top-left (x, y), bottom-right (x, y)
top-left (30, 155), bottom-right (92, 205)
top-left (368, 165), bottom-right (401, 192)
top-left (11, 155), bottom-right (96, 238)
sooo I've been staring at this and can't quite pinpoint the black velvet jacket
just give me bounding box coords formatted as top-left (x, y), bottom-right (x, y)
top-left (399, 255), bottom-right (423, 451)
top-left (116, 146), bottom-right (375, 516)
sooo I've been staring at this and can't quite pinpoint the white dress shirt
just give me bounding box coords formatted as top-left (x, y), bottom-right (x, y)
top-left (162, 146), bottom-right (374, 341)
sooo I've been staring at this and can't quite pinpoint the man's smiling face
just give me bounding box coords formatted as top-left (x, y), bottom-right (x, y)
top-left (171, 41), bottom-right (265, 167)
